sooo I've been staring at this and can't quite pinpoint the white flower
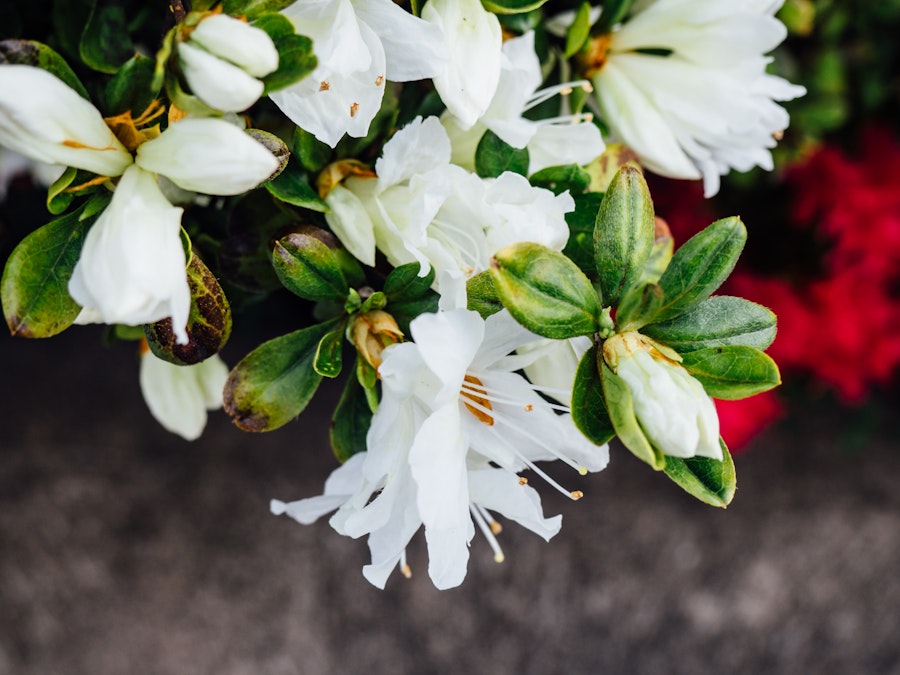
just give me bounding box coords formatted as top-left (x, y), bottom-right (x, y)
top-left (422, 0), bottom-right (503, 129)
top-left (518, 335), bottom-right (593, 407)
top-left (0, 65), bottom-right (132, 177)
top-left (139, 346), bottom-right (229, 440)
top-left (68, 165), bottom-right (192, 342)
top-left (271, 0), bottom-right (446, 147)
top-left (273, 304), bottom-right (608, 590)
top-left (604, 332), bottom-right (721, 459)
top-left (587, 0), bottom-right (806, 196)
top-left (178, 14), bottom-right (278, 112)
top-left (324, 116), bottom-right (574, 292)
top-left (443, 31), bottom-right (604, 173)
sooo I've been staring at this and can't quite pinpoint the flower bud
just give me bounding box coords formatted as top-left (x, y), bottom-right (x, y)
top-left (350, 310), bottom-right (403, 369)
top-left (178, 14), bottom-right (279, 112)
top-left (0, 65), bottom-right (132, 177)
top-left (603, 332), bottom-right (722, 460)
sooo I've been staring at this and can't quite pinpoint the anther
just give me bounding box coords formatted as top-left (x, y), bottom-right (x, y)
top-left (518, 477), bottom-right (528, 485)
top-left (570, 490), bottom-right (584, 500)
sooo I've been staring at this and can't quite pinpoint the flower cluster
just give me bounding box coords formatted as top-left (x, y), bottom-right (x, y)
top-left (0, 1), bottom-right (797, 589)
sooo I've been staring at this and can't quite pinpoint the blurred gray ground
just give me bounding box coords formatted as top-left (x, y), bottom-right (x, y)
top-left (1, 326), bottom-right (899, 675)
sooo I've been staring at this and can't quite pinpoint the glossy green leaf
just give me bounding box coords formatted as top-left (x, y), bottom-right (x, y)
top-left (654, 217), bottom-right (747, 322)
top-left (490, 242), bottom-right (601, 339)
top-left (564, 192), bottom-right (603, 277)
top-left (475, 130), bottom-right (529, 178)
top-left (79, 0), bottom-right (133, 73)
top-left (383, 262), bottom-right (435, 302)
top-left (1, 205), bottom-right (88, 338)
top-left (593, 166), bottom-right (655, 306)
top-left (680, 346), bottom-right (781, 400)
top-left (253, 13), bottom-right (317, 93)
top-left (482, 0), bottom-right (549, 13)
top-left (529, 164), bottom-right (591, 196)
top-left (224, 319), bottom-right (339, 432)
top-left (565, 2), bottom-right (593, 58)
top-left (663, 439), bottom-right (736, 508)
top-left (642, 296), bottom-right (777, 353)
top-left (466, 271), bottom-right (503, 319)
top-left (571, 344), bottom-right (615, 445)
top-left (273, 231), bottom-right (351, 302)
top-left (600, 359), bottom-right (666, 470)
top-left (104, 53), bottom-right (158, 116)
top-left (265, 158), bottom-right (328, 212)
top-left (293, 126), bottom-right (331, 174)
top-left (0, 39), bottom-right (89, 98)
top-left (46, 167), bottom-right (78, 215)
top-left (330, 373), bottom-right (374, 463)
top-left (314, 327), bottom-right (344, 378)
top-left (144, 254), bottom-right (232, 365)
top-left (615, 283), bottom-right (664, 332)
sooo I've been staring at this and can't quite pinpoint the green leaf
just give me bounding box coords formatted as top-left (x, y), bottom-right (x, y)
top-left (475, 130), bottom-right (529, 178)
top-left (293, 126), bottom-right (331, 174)
top-left (1, 205), bottom-right (89, 338)
top-left (615, 283), bottom-right (664, 332)
top-left (529, 164), bottom-right (591, 196)
top-left (79, 0), bottom-right (133, 74)
top-left (563, 192), bottom-right (603, 278)
top-left (0, 39), bottom-right (89, 98)
top-left (224, 319), bottom-right (339, 432)
top-left (272, 231), bottom-right (351, 302)
top-left (253, 13), bottom-right (317, 93)
top-left (654, 217), bottom-right (747, 322)
top-left (223, 0), bottom-right (296, 19)
top-left (642, 296), bottom-right (777, 353)
top-left (639, 224), bottom-right (674, 286)
top-left (104, 53), bottom-right (158, 116)
top-left (663, 439), bottom-right (736, 508)
top-left (571, 344), bottom-right (615, 445)
top-left (46, 167), bottom-right (78, 215)
top-left (330, 373), bottom-right (374, 463)
top-left (383, 262), bottom-right (435, 302)
top-left (565, 2), bottom-right (593, 58)
top-left (680, 346), bottom-right (781, 400)
top-left (466, 271), bottom-right (503, 319)
top-left (314, 327), bottom-right (344, 378)
top-left (144, 254), bottom-right (232, 365)
top-left (600, 359), bottom-right (666, 470)
top-left (265, 158), bottom-right (329, 212)
top-left (593, 166), bottom-right (655, 306)
top-left (593, 0), bottom-right (633, 34)
top-left (481, 0), bottom-right (549, 13)
top-left (490, 242), bottom-right (601, 339)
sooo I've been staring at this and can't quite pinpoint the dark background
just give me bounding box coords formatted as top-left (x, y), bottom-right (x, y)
top-left (1, 322), bottom-right (898, 675)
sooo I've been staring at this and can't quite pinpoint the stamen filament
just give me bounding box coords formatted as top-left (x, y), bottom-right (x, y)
top-left (470, 505), bottom-right (505, 563)
top-left (524, 80), bottom-right (594, 111)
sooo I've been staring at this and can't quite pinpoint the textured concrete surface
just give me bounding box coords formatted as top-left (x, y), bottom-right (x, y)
top-left (1, 326), bottom-right (899, 675)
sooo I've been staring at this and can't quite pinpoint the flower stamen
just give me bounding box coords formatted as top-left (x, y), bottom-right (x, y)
top-left (470, 505), bottom-right (505, 563)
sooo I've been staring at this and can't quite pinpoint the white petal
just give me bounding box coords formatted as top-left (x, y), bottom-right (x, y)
top-left (189, 14), bottom-right (278, 77)
top-left (178, 42), bottom-right (265, 112)
top-left (468, 468), bottom-right (562, 541)
top-left (139, 352), bottom-right (212, 440)
top-left (68, 165), bottom-right (190, 342)
top-left (423, 0), bottom-right (502, 129)
top-left (375, 116), bottom-right (451, 190)
top-left (354, 0), bottom-right (447, 81)
top-left (0, 65), bottom-right (132, 177)
top-left (324, 183), bottom-right (378, 266)
top-left (409, 309), bottom-right (484, 399)
top-left (527, 122), bottom-right (605, 174)
top-left (135, 118), bottom-right (279, 195)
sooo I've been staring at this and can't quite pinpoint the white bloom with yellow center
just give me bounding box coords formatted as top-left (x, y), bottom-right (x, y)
top-left (587, 0), bottom-right (806, 196)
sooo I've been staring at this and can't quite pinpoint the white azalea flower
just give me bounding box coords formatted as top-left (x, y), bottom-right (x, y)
top-left (139, 346), bottom-right (229, 440)
top-left (325, 116), bottom-right (574, 291)
top-left (604, 332), bottom-right (721, 459)
top-left (422, 0), bottom-right (503, 129)
top-left (0, 65), bottom-right (132, 177)
top-left (443, 31), bottom-right (604, 173)
top-left (271, 0), bottom-right (446, 147)
top-left (273, 304), bottom-right (608, 590)
top-left (68, 165), bottom-right (192, 342)
top-left (586, 0), bottom-right (806, 196)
